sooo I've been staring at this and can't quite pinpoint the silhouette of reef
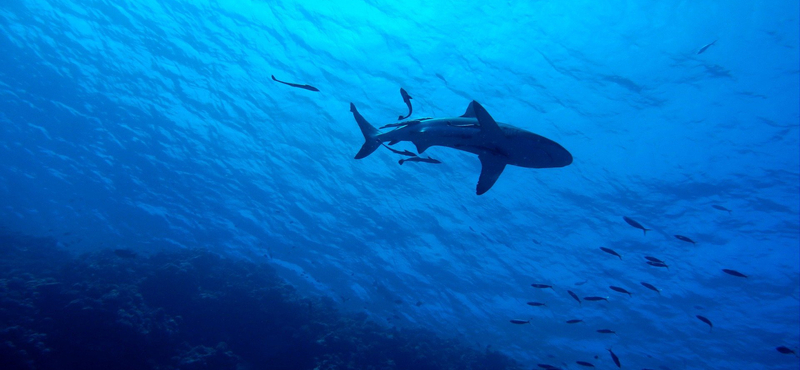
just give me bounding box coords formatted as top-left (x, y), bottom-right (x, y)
top-left (0, 231), bottom-right (520, 370)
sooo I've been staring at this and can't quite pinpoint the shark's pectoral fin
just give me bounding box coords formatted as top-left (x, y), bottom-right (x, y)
top-left (476, 155), bottom-right (507, 195)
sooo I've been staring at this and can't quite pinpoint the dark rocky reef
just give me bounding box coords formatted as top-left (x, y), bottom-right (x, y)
top-left (0, 232), bottom-right (519, 370)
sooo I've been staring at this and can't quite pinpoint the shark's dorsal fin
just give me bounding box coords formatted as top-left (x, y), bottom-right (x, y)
top-left (476, 155), bottom-right (507, 195)
top-left (470, 101), bottom-right (502, 134)
top-left (461, 101), bottom-right (478, 118)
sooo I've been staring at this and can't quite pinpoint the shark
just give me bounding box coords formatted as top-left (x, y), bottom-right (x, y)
top-left (349, 100), bottom-right (572, 195)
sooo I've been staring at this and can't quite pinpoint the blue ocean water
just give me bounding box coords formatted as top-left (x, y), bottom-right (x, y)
top-left (0, 0), bottom-right (798, 369)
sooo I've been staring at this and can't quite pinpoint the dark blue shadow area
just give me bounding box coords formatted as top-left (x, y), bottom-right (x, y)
top-left (0, 231), bottom-right (520, 370)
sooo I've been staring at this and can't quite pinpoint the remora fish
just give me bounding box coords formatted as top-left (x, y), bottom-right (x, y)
top-left (623, 216), bottom-right (651, 235)
top-left (350, 101), bottom-right (572, 195)
top-left (271, 75), bottom-right (320, 92)
top-left (399, 156), bottom-right (440, 165)
top-left (398, 88), bottom-right (413, 120)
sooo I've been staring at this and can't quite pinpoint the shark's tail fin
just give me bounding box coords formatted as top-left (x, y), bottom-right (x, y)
top-left (350, 103), bottom-right (381, 159)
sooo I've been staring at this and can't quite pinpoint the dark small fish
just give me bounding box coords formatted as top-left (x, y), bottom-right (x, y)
top-left (597, 329), bottom-right (616, 334)
top-left (531, 284), bottom-right (554, 289)
top-left (271, 75), bottom-right (319, 92)
top-left (399, 156), bottom-right (441, 165)
top-left (647, 261), bottom-right (669, 269)
top-left (398, 88), bottom-right (413, 120)
top-left (623, 216), bottom-right (651, 235)
top-left (527, 301), bottom-right (547, 307)
top-left (568, 290), bottom-right (581, 305)
top-left (510, 319), bottom-right (530, 324)
top-left (696, 315), bottom-right (713, 332)
top-left (575, 280), bottom-right (588, 286)
top-left (697, 40), bottom-right (717, 55)
top-left (674, 235), bottom-right (696, 244)
top-left (600, 247), bottom-right (622, 259)
top-left (712, 205), bottom-right (732, 214)
top-left (640, 282), bottom-right (661, 294)
top-left (776, 346), bottom-right (798, 356)
top-left (609, 286), bottom-right (632, 297)
top-left (537, 364), bottom-right (559, 370)
top-left (575, 361), bottom-right (595, 367)
top-left (566, 319), bottom-right (583, 324)
top-left (645, 256), bottom-right (665, 264)
top-left (381, 143), bottom-right (417, 157)
top-left (608, 348), bottom-right (621, 368)
top-left (722, 269), bottom-right (748, 278)
top-left (584, 296), bottom-right (608, 302)
top-left (113, 249), bottom-right (137, 259)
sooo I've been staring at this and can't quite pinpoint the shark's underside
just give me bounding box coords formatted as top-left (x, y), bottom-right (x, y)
top-left (350, 100), bottom-right (572, 195)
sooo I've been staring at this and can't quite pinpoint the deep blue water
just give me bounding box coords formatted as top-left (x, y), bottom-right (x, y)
top-left (1, 1), bottom-right (798, 369)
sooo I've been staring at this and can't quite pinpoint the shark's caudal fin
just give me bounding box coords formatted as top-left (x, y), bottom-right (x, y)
top-left (350, 103), bottom-right (381, 159)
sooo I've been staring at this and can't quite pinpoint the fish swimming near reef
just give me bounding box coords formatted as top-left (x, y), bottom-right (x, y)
top-left (609, 286), bottom-right (632, 297)
top-left (776, 346), bottom-right (798, 357)
top-left (674, 235), bottom-right (696, 244)
top-left (647, 261), bottom-right (669, 269)
top-left (584, 296), bottom-right (608, 302)
top-left (722, 269), bottom-right (748, 278)
top-left (600, 247), bottom-right (622, 259)
top-left (712, 205), bottom-right (732, 214)
top-left (607, 348), bottom-right (621, 368)
top-left (350, 100), bottom-right (572, 195)
top-left (623, 216), bottom-right (651, 235)
top-left (697, 40), bottom-right (717, 54)
top-left (398, 88), bottom-right (413, 120)
top-left (567, 290), bottom-right (581, 305)
top-left (645, 256), bottom-right (665, 264)
top-left (696, 315), bottom-right (713, 332)
top-left (271, 75), bottom-right (320, 92)
top-left (640, 282), bottom-right (661, 294)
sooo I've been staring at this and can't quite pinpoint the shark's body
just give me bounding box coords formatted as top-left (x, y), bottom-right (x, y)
top-left (350, 100), bottom-right (572, 194)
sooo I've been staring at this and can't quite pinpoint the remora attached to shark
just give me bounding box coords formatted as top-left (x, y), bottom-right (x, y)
top-left (349, 100), bottom-right (572, 195)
